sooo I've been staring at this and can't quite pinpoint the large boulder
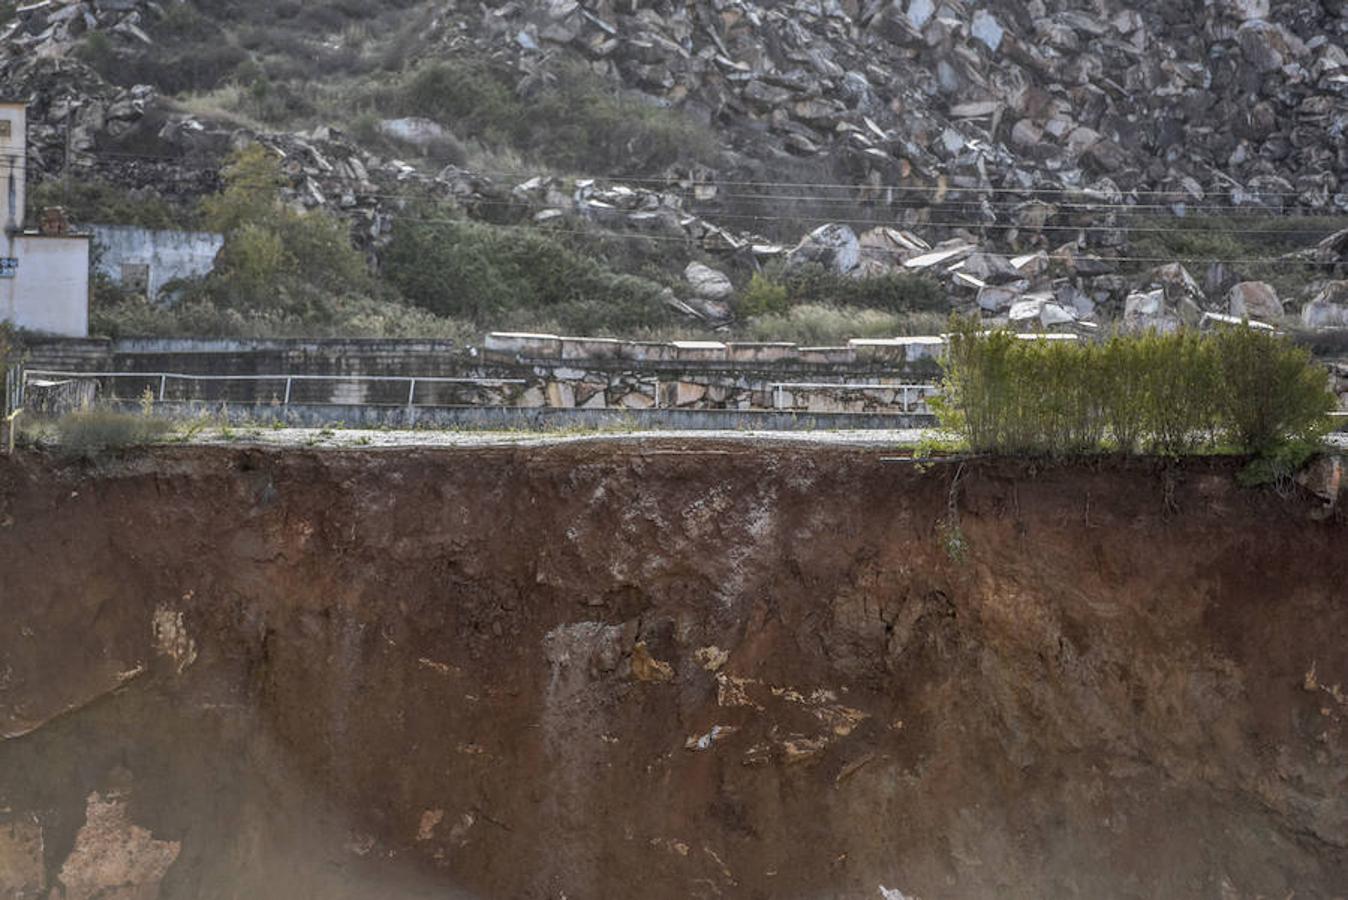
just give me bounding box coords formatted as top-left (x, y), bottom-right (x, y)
top-left (977, 283), bottom-right (1026, 312)
top-left (1301, 282), bottom-right (1348, 328)
top-left (787, 224), bottom-right (861, 275)
top-left (962, 252), bottom-right (1022, 284)
top-left (1009, 296), bottom-right (1077, 328)
top-left (1226, 281), bottom-right (1284, 321)
top-left (1236, 20), bottom-right (1307, 73)
top-left (1123, 289), bottom-right (1182, 333)
top-left (1146, 263), bottom-right (1206, 322)
top-left (684, 262), bottom-right (733, 301)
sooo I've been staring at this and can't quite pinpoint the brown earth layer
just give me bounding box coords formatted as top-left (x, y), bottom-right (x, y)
top-left (1, 444), bottom-right (1346, 899)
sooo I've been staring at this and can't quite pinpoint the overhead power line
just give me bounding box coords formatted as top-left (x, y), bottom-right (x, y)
top-left (28, 148), bottom-right (1344, 202)
top-left (343, 211), bottom-right (1345, 268)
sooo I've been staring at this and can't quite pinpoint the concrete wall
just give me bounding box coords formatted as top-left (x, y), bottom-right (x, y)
top-left (0, 235), bottom-right (90, 337)
top-left (0, 102), bottom-right (26, 233)
top-left (22, 335), bottom-right (948, 414)
top-left (0, 102), bottom-right (89, 338)
top-left (91, 225), bottom-right (224, 300)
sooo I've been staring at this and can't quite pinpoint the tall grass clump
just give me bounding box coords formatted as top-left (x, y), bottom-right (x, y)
top-left (937, 316), bottom-right (1335, 457)
top-left (54, 408), bottom-right (173, 458)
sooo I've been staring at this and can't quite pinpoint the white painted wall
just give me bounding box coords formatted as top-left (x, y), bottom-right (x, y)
top-left (0, 103), bottom-right (27, 233)
top-left (0, 102), bottom-right (90, 337)
top-left (0, 236), bottom-right (90, 337)
top-left (91, 224), bottom-right (223, 300)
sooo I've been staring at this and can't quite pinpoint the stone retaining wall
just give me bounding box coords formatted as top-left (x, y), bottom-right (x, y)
top-left (19, 332), bottom-right (1348, 415)
top-left (21, 334), bottom-right (952, 414)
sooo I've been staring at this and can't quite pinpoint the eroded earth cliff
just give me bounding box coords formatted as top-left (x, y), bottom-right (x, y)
top-left (1, 444), bottom-right (1346, 898)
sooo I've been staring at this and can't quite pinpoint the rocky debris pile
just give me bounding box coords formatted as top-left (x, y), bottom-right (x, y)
top-left (6, 0), bottom-right (1348, 332)
top-left (1, 0), bottom-right (153, 52)
top-left (457, 0), bottom-right (1348, 224)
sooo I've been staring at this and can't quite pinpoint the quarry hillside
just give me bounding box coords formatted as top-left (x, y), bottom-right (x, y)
top-left (5, 0), bottom-right (1348, 340)
top-left (1, 444), bottom-right (1346, 898)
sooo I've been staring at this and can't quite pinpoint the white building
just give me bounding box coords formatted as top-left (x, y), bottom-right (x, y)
top-left (1, 100), bottom-right (90, 338)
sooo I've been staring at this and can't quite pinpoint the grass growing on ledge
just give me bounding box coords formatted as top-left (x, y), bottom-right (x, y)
top-left (48, 409), bottom-right (175, 459)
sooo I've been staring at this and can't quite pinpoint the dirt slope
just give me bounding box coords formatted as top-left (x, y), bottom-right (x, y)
top-left (1, 444), bottom-right (1346, 899)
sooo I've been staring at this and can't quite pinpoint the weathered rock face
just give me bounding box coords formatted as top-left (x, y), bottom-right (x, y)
top-left (683, 261), bottom-right (734, 301)
top-left (1226, 280), bottom-right (1284, 320)
top-left (1123, 288), bottom-right (1181, 332)
top-left (1, 448), bottom-right (1346, 898)
top-left (787, 223), bottom-right (861, 275)
top-left (1302, 281), bottom-right (1348, 327)
top-left (57, 792), bottom-right (181, 900)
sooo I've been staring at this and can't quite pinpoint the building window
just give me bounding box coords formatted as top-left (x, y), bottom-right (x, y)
top-left (0, 121), bottom-right (10, 139)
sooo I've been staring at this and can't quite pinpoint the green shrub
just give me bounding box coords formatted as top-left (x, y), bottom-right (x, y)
top-left (28, 180), bottom-right (193, 231)
top-left (1236, 437), bottom-right (1323, 488)
top-left (749, 261), bottom-right (948, 315)
top-left (201, 146), bottom-right (371, 306)
top-left (382, 58), bottom-right (716, 174)
top-left (382, 217), bottom-right (674, 333)
top-left (54, 408), bottom-right (173, 457)
top-left (774, 264), bottom-right (945, 314)
top-left (938, 317), bottom-right (1336, 457)
top-left (1211, 325), bottom-right (1337, 453)
top-left (1136, 329), bottom-right (1221, 455)
top-left (0, 322), bottom-right (15, 372)
top-left (90, 292), bottom-right (474, 340)
top-left (742, 305), bottom-right (945, 345)
top-left (737, 273), bottom-right (790, 317)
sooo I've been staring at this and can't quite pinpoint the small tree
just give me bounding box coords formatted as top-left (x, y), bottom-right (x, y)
top-left (1212, 326), bottom-right (1336, 453)
top-left (200, 145), bottom-right (371, 309)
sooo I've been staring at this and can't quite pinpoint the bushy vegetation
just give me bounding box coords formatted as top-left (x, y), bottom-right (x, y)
top-left (377, 59), bottom-right (717, 174)
top-left (0, 322), bottom-right (16, 375)
top-left (90, 293), bottom-right (474, 340)
top-left (51, 408), bottom-right (173, 458)
top-left (79, 29), bottom-right (250, 96)
top-left (741, 305), bottom-right (946, 345)
top-left (91, 146), bottom-right (476, 339)
top-left (735, 264), bottom-right (944, 320)
top-left (197, 147), bottom-right (369, 303)
top-left (28, 180), bottom-right (196, 231)
top-left (382, 215), bottom-right (676, 334)
top-left (937, 317), bottom-right (1336, 457)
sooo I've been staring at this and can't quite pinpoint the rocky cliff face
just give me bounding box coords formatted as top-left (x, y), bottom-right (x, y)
top-left (1, 445), bottom-right (1346, 897)
top-left (5, 0), bottom-right (1348, 329)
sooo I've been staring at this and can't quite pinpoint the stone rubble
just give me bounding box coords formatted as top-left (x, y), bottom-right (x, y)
top-left (4, 0), bottom-right (1348, 331)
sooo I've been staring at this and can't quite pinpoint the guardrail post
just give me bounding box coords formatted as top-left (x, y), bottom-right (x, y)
top-left (4, 409), bottom-right (20, 456)
top-left (407, 378), bottom-right (417, 420)
top-left (159, 374), bottom-right (167, 402)
top-left (283, 377), bottom-right (292, 406)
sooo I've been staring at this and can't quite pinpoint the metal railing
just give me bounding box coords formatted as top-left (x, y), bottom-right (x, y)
top-left (21, 370), bottom-right (528, 412)
top-left (769, 381), bottom-right (939, 413)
